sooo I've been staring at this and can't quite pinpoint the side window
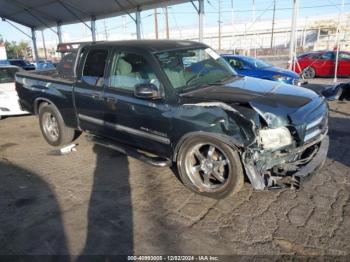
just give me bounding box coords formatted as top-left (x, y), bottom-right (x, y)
top-left (228, 58), bottom-right (244, 69)
top-left (109, 52), bottom-right (160, 92)
top-left (339, 52), bottom-right (350, 60)
top-left (320, 52), bottom-right (334, 60)
top-left (82, 49), bottom-right (108, 87)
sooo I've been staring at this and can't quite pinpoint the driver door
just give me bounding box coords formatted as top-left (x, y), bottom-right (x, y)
top-left (102, 49), bottom-right (172, 156)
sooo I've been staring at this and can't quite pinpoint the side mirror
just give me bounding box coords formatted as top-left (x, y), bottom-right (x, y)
top-left (134, 83), bottom-right (160, 99)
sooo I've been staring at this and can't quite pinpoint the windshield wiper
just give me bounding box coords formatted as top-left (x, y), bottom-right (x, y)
top-left (209, 75), bottom-right (238, 85)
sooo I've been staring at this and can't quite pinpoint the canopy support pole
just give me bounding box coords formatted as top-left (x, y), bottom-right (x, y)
top-left (334, 0), bottom-right (345, 83)
top-left (31, 28), bottom-right (39, 64)
top-left (289, 0), bottom-right (299, 70)
top-left (41, 30), bottom-right (47, 59)
top-left (198, 0), bottom-right (204, 42)
top-left (57, 23), bottom-right (63, 43)
top-left (136, 7), bottom-right (141, 40)
top-left (91, 18), bottom-right (96, 41)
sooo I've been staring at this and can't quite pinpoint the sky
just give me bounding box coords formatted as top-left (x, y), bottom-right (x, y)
top-left (0, 0), bottom-right (349, 49)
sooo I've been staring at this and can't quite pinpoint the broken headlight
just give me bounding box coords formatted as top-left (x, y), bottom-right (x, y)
top-left (259, 127), bottom-right (292, 150)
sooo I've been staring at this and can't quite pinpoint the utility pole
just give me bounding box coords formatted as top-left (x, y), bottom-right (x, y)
top-left (218, 0), bottom-right (222, 50)
top-left (122, 16), bottom-right (126, 33)
top-left (231, 0), bottom-right (235, 52)
top-left (164, 7), bottom-right (169, 39)
top-left (252, 0), bottom-right (255, 22)
top-left (154, 9), bottom-right (159, 39)
top-left (334, 0), bottom-right (345, 83)
top-left (289, 0), bottom-right (299, 70)
top-left (270, 0), bottom-right (276, 49)
top-left (103, 20), bottom-right (108, 40)
top-left (41, 30), bottom-right (47, 60)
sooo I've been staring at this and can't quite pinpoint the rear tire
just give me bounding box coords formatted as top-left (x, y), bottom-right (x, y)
top-left (38, 103), bottom-right (76, 146)
top-left (302, 66), bottom-right (316, 79)
top-left (176, 136), bottom-right (244, 199)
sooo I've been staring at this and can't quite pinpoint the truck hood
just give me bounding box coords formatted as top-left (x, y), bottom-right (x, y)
top-left (180, 76), bottom-right (324, 128)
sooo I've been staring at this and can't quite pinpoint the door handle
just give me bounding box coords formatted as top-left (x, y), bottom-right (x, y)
top-left (104, 96), bottom-right (117, 103)
top-left (90, 93), bottom-right (102, 100)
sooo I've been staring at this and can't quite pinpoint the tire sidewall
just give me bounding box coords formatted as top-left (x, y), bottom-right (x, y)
top-left (177, 136), bottom-right (244, 199)
top-left (39, 104), bottom-right (64, 146)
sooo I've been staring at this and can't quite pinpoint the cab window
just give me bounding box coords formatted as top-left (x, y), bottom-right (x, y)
top-left (109, 52), bottom-right (160, 92)
top-left (82, 49), bottom-right (108, 87)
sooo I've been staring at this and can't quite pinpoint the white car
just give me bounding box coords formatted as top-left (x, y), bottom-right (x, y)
top-left (0, 65), bottom-right (29, 119)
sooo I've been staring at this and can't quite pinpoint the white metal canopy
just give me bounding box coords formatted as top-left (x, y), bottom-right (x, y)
top-left (0, 0), bottom-right (204, 63)
top-left (0, 0), bottom-right (189, 30)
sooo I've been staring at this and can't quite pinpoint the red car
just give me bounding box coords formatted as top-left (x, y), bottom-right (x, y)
top-left (290, 51), bottom-right (350, 78)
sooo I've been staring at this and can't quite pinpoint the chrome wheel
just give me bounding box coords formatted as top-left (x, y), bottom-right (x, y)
top-left (302, 67), bottom-right (315, 79)
top-left (42, 112), bottom-right (59, 141)
top-left (184, 143), bottom-right (230, 192)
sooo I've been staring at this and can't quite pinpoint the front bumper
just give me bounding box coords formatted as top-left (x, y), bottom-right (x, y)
top-left (243, 135), bottom-right (329, 190)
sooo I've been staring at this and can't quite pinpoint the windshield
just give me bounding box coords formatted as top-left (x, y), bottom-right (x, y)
top-left (240, 56), bottom-right (271, 69)
top-left (0, 67), bottom-right (19, 84)
top-left (156, 47), bottom-right (236, 91)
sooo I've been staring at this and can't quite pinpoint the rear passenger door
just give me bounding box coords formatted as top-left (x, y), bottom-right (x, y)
top-left (337, 52), bottom-right (350, 76)
top-left (74, 48), bottom-right (110, 134)
top-left (102, 49), bottom-right (172, 156)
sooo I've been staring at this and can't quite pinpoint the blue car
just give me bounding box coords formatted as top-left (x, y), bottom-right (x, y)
top-left (221, 55), bottom-right (300, 86)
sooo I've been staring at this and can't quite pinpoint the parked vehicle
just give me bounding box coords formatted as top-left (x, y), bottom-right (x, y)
top-left (16, 40), bottom-right (329, 198)
top-left (0, 65), bottom-right (29, 119)
top-left (290, 51), bottom-right (350, 78)
top-left (9, 59), bottom-right (36, 71)
top-left (305, 81), bottom-right (350, 101)
top-left (0, 60), bottom-right (10, 65)
top-left (222, 54), bottom-right (300, 85)
top-left (35, 60), bottom-right (56, 71)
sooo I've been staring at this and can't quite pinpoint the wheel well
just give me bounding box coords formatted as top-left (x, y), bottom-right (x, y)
top-left (172, 132), bottom-right (243, 162)
top-left (34, 99), bottom-right (50, 115)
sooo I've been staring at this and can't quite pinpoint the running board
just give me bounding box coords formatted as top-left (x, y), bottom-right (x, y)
top-left (86, 135), bottom-right (172, 167)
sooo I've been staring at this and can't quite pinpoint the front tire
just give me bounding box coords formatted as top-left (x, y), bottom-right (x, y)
top-left (39, 103), bottom-right (76, 146)
top-left (177, 136), bottom-right (244, 199)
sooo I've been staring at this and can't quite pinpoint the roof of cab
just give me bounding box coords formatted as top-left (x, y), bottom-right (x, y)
top-left (86, 40), bottom-right (208, 53)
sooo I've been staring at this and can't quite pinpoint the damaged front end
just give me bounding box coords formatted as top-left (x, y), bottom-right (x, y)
top-left (179, 77), bottom-right (330, 191)
top-left (242, 109), bottom-right (329, 190)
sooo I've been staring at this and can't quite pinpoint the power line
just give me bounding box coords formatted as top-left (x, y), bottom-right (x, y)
top-left (167, 2), bottom-right (350, 14)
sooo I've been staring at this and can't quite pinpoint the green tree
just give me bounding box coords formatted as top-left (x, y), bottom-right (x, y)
top-left (4, 40), bottom-right (29, 59)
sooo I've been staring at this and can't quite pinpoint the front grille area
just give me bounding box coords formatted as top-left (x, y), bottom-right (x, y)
top-left (304, 113), bottom-right (328, 142)
top-left (292, 79), bottom-right (300, 86)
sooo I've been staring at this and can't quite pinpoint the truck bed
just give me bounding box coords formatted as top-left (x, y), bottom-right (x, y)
top-left (16, 69), bottom-right (75, 85)
top-left (15, 69), bottom-right (78, 129)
